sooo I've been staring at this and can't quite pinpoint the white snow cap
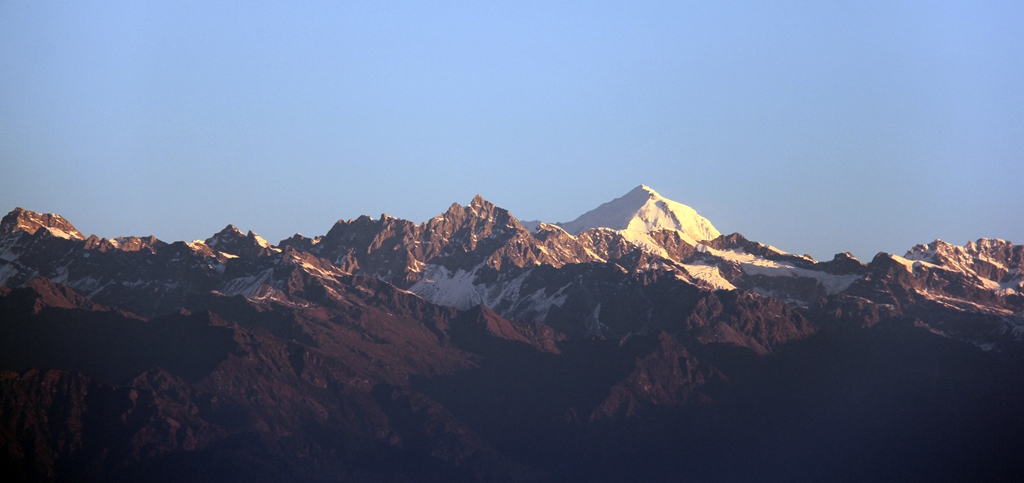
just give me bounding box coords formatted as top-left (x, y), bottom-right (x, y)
top-left (559, 185), bottom-right (721, 242)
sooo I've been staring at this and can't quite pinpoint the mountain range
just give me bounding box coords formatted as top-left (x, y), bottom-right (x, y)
top-left (1, 185), bottom-right (1022, 482)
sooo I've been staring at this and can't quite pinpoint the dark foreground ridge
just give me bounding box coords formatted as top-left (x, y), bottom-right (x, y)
top-left (1, 195), bottom-right (1023, 482)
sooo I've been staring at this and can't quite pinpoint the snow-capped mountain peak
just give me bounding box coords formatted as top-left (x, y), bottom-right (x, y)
top-left (557, 185), bottom-right (721, 244)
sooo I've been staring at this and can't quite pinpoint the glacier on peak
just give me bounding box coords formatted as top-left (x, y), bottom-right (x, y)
top-left (557, 185), bottom-right (721, 244)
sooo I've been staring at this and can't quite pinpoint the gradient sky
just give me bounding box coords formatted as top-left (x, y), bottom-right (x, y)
top-left (2, 1), bottom-right (1022, 261)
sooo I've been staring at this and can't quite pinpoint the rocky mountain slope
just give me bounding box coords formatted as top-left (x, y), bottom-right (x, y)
top-left (1, 186), bottom-right (1023, 482)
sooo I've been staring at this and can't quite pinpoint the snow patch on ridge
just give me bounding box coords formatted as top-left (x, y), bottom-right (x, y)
top-left (408, 264), bottom-right (485, 309)
top-left (220, 269), bottom-right (277, 297)
top-left (0, 262), bottom-right (17, 286)
top-left (681, 262), bottom-right (736, 291)
top-left (408, 264), bottom-right (574, 321)
top-left (617, 229), bottom-right (673, 258)
top-left (697, 244), bottom-right (860, 295)
top-left (890, 254), bottom-right (950, 274)
top-left (515, 283), bottom-right (572, 320)
top-left (41, 226), bottom-right (79, 240)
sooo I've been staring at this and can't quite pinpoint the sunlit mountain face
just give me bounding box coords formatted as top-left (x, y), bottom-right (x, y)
top-left (2, 187), bottom-right (1023, 482)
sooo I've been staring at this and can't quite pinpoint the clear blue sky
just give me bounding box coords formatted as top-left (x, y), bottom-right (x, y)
top-left (2, 1), bottom-right (1022, 261)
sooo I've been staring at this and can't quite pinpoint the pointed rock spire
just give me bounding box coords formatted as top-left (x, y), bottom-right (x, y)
top-left (204, 224), bottom-right (246, 249)
top-left (204, 224), bottom-right (278, 257)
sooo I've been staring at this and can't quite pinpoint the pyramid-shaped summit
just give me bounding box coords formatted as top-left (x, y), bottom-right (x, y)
top-left (203, 224), bottom-right (276, 258)
top-left (558, 185), bottom-right (720, 243)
